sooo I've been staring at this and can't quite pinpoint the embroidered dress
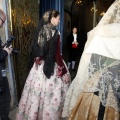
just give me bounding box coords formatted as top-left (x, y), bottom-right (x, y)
top-left (16, 9), bottom-right (71, 120)
top-left (16, 62), bottom-right (70, 120)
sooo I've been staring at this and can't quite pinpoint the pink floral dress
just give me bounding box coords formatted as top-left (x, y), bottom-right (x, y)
top-left (15, 61), bottom-right (70, 120)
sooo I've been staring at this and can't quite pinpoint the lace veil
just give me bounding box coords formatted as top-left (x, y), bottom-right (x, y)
top-left (62, 0), bottom-right (120, 117)
top-left (35, 9), bottom-right (59, 78)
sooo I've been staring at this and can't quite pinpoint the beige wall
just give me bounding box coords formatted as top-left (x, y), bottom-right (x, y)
top-left (0, 0), bottom-right (5, 42)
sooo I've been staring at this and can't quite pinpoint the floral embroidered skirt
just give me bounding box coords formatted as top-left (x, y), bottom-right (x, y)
top-left (16, 62), bottom-right (70, 120)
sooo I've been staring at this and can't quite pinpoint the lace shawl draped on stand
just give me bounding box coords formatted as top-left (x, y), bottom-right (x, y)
top-left (62, 0), bottom-right (120, 118)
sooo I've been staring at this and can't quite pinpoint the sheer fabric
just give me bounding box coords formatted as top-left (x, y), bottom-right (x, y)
top-left (62, 0), bottom-right (120, 118)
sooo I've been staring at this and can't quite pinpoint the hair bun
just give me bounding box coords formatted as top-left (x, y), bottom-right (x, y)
top-left (43, 9), bottom-right (53, 22)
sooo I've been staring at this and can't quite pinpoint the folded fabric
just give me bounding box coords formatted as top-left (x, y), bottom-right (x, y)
top-left (72, 43), bottom-right (78, 48)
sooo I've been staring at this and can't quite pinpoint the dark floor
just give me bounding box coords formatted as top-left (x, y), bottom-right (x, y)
top-left (62, 45), bottom-right (82, 81)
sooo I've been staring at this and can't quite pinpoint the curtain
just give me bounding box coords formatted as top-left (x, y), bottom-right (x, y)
top-left (39, 0), bottom-right (64, 52)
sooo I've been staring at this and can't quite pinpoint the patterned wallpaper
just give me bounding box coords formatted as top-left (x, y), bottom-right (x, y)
top-left (11, 0), bottom-right (39, 99)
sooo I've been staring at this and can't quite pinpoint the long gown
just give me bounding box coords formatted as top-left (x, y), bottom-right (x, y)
top-left (16, 35), bottom-right (71, 120)
top-left (62, 1), bottom-right (120, 119)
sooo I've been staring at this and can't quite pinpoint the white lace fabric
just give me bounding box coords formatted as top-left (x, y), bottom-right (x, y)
top-left (84, 54), bottom-right (120, 112)
top-left (98, 0), bottom-right (120, 26)
top-left (62, 0), bottom-right (120, 118)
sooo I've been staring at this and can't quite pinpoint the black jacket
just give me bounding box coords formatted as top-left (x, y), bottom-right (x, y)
top-left (0, 49), bottom-right (8, 61)
top-left (0, 49), bottom-right (11, 115)
top-left (0, 49), bottom-right (8, 92)
top-left (67, 33), bottom-right (80, 50)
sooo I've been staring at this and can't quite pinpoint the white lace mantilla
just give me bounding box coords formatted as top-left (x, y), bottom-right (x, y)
top-left (62, 0), bottom-right (120, 118)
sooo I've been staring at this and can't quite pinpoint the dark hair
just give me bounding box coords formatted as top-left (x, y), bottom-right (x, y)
top-left (40, 9), bottom-right (60, 79)
top-left (34, 9), bottom-right (60, 78)
top-left (72, 27), bottom-right (77, 30)
top-left (48, 9), bottom-right (60, 23)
